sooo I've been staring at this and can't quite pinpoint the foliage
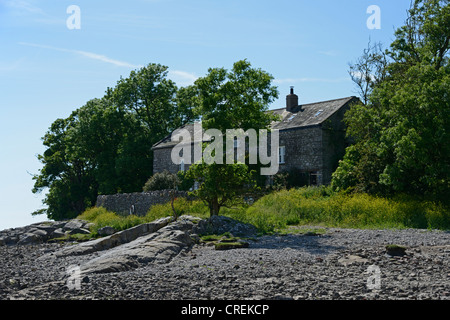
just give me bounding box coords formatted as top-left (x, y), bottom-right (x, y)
top-left (143, 170), bottom-right (180, 191)
top-left (79, 206), bottom-right (152, 236)
top-left (106, 63), bottom-right (190, 135)
top-left (144, 186), bottom-right (450, 233)
top-left (271, 168), bottom-right (311, 190)
top-left (333, 0), bottom-right (450, 201)
top-left (32, 64), bottom-right (194, 220)
top-left (186, 162), bottom-right (257, 216)
top-left (185, 60), bottom-right (279, 216)
top-left (246, 187), bottom-right (450, 231)
top-left (145, 198), bottom-right (209, 221)
top-left (195, 59), bottom-right (279, 132)
top-left (176, 171), bottom-right (195, 191)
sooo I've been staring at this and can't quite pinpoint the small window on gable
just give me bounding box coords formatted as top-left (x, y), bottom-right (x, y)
top-left (314, 110), bottom-right (324, 117)
top-left (279, 146), bottom-right (286, 164)
top-left (287, 115), bottom-right (296, 122)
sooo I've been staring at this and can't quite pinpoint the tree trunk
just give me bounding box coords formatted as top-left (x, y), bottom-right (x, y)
top-left (209, 198), bottom-right (220, 217)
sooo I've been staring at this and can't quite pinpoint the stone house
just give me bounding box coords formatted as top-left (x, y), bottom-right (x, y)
top-left (152, 88), bottom-right (359, 186)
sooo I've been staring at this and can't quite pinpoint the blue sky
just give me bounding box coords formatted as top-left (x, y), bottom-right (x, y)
top-left (0, 0), bottom-right (411, 229)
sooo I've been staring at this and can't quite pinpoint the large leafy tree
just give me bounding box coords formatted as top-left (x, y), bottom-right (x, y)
top-left (186, 60), bottom-right (279, 216)
top-left (32, 63), bottom-right (194, 220)
top-left (107, 63), bottom-right (195, 140)
top-left (332, 0), bottom-right (449, 201)
top-left (32, 98), bottom-right (153, 220)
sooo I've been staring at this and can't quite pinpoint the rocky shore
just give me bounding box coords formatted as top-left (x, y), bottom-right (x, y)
top-left (0, 216), bottom-right (449, 300)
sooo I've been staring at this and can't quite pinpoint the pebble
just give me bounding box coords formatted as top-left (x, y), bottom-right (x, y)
top-left (1, 226), bottom-right (449, 300)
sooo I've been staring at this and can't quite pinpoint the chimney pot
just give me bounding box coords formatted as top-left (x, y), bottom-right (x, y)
top-left (286, 86), bottom-right (298, 112)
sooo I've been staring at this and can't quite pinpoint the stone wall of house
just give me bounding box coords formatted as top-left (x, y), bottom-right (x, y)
top-left (278, 126), bottom-right (324, 184)
top-left (153, 126), bottom-right (327, 185)
top-left (95, 190), bottom-right (189, 217)
top-left (153, 148), bottom-right (178, 174)
top-left (152, 123), bottom-right (351, 186)
top-left (320, 101), bottom-right (353, 184)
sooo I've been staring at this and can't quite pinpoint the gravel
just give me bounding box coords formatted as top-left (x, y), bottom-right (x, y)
top-left (1, 226), bottom-right (449, 300)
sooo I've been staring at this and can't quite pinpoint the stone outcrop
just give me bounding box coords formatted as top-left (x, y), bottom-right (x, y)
top-left (0, 219), bottom-right (93, 246)
top-left (193, 215), bottom-right (258, 237)
top-left (54, 216), bottom-right (175, 257)
top-left (57, 216), bottom-right (202, 275)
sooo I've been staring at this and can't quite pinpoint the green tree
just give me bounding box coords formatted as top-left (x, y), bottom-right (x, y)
top-left (32, 98), bottom-right (157, 220)
top-left (107, 63), bottom-right (187, 141)
top-left (186, 60), bottom-right (279, 216)
top-left (332, 0), bottom-right (449, 200)
top-left (32, 110), bottom-right (97, 220)
top-left (33, 63), bottom-right (197, 220)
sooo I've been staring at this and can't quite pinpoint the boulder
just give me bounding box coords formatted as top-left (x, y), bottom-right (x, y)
top-left (51, 228), bottom-right (67, 238)
top-left (193, 215), bottom-right (257, 237)
top-left (98, 226), bottom-right (117, 236)
top-left (338, 255), bottom-right (369, 266)
top-left (63, 219), bottom-right (89, 231)
top-left (79, 216), bottom-right (199, 274)
top-left (55, 216), bottom-right (174, 257)
top-left (385, 244), bottom-right (407, 256)
top-left (68, 228), bottom-right (91, 235)
top-left (17, 233), bottom-right (42, 245)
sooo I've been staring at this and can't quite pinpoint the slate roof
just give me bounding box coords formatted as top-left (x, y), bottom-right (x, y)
top-left (152, 96), bottom-right (357, 150)
top-left (270, 96), bottom-right (357, 130)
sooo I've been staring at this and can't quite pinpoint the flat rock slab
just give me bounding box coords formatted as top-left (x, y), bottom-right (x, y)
top-left (53, 216), bottom-right (203, 275)
top-left (0, 219), bottom-right (93, 246)
top-left (55, 216), bottom-right (174, 257)
top-left (338, 255), bottom-right (369, 266)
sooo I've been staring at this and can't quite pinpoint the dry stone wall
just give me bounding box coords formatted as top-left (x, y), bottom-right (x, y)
top-left (95, 190), bottom-right (189, 217)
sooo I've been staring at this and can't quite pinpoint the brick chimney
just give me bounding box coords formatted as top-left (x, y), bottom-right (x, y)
top-left (286, 86), bottom-right (298, 112)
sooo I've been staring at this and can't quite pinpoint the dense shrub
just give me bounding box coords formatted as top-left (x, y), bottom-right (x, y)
top-left (78, 206), bottom-right (149, 236)
top-left (271, 168), bottom-right (310, 190)
top-left (143, 170), bottom-right (179, 191)
top-left (247, 187), bottom-right (450, 230)
top-left (80, 187), bottom-right (450, 237)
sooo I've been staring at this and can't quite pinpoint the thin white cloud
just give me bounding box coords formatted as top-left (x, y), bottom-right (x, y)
top-left (168, 70), bottom-right (198, 86)
top-left (75, 51), bottom-right (141, 68)
top-left (274, 77), bottom-right (350, 84)
top-left (318, 50), bottom-right (339, 57)
top-left (4, 0), bottom-right (63, 25)
top-left (18, 42), bottom-right (141, 68)
top-left (5, 0), bottom-right (44, 14)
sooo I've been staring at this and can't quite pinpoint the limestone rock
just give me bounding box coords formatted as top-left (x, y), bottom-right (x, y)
top-left (79, 216), bottom-right (199, 274)
top-left (193, 215), bottom-right (257, 237)
top-left (385, 244), bottom-right (407, 256)
top-left (338, 255), bottom-right (369, 266)
top-left (97, 226), bottom-right (117, 236)
top-left (55, 216), bottom-right (174, 257)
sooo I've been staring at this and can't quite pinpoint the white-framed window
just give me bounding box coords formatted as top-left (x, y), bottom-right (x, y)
top-left (279, 146), bottom-right (285, 164)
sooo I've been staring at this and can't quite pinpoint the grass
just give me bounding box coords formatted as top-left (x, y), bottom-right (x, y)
top-left (78, 206), bottom-right (154, 236)
top-left (78, 187), bottom-right (450, 236)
